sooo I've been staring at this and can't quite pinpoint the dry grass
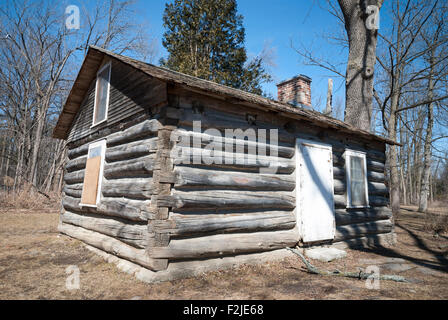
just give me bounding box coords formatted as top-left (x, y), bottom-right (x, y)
top-left (429, 200), bottom-right (448, 208)
top-left (424, 213), bottom-right (448, 235)
top-left (401, 203), bottom-right (448, 235)
top-left (428, 201), bottom-right (448, 215)
top-left (0, 184), bottom-right (60, 211)
top-left (0, 206), bottom-right (447, 300)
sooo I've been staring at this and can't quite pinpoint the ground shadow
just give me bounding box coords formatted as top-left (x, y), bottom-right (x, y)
top-left (346, 210), bottom-right (448, 273)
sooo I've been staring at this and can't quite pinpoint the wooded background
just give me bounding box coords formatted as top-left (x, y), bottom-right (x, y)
top-left (0, 0), bottom-right (156, 197)
top-left (297, 0), bottom-right (448, 213)
top-left (0, 0), bottom-right (447, 213)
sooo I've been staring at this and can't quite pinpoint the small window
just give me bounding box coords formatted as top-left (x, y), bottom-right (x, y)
top-left (92, 62), bottom-right (111, 126)
top-left (80, 140), bottom-right (106, 207)
top-left (345, 150), bottom-right (369, 208)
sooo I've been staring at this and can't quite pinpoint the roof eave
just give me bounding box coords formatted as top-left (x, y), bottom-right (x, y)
top-left (52, 47), bottom-right (105, 139)
top-left (53, 45), bottom-right (401, 147)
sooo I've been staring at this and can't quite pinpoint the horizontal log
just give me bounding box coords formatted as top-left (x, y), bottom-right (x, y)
top-left (368, 182), bottom-right (388, 196)
top-left (63, 184), bottom-right (83, 198)
top-left (68, 144), bottom-right (89, 160)
top-left (332, 232), bottom-right (396, 248)
top-left (332, 146), bottom-right (386, 162)
top-left (367, 171), bottom-right (385, 182)
top-left (335, 207), bottom-right (392, 226)
top-left (150, 211), bottom-right (296, 236)
top-left (105, 137), bottom-right (158, 162)
top-left (66, 156), bottom-right (87, 172)
top-left (173, 166), bottom-right (295, 191)
top-left (179, 109), bottom-right (295, 144)
top-left (333, 152), bottom-right (344, 166)
top-left (333, 194), bottom-right (346, 208)
top-left (333, 180), bottom-right (388, 196)
top-left (64, 179), bottom-right (154, 199)
top-left (333, 194), bottom-right (389, 208)
top-left (279, 131), bottom-right (386, 162)
top-left (332, 152), bottom-right (385, 173)
top-left (67, 120), bottom-right (160, 159)
top-left (103, 155), bottom-right (155, 178)
top-left (65, 156), bottom-right (156, 181)
top-left (148, 227), bottom-right (299, 259)
top-left (177, 90), bottom-right (390, 150)
top-left (368, 196), bottom-right (390, 206)
top-left (101, 178), bottom-right (153, 199)
top-left (61, 210), bottom-right (147, 248)
top-left (66, 111), bottom-right (158, 147)
top-left (333, 178), bottom-right (345, 194)
top-left (367, 159), bottom-right (385, 173)
top-left (62, 196), bottom-right (154, 222)
top-left (334, 219), bottom-right (393, 242)
top-left (333, 166), bottom-right (344, 178)
top-left (158, 190), bottom-right (295, 210)
top-left (333, 166), bottom-right (385, 183)
top-left (174, 128), bottom-right (295, 158)
top-left (173, 147), bottom-right (295, 174)
top-left (64, 170), bottom-right (85, 184)
top-left (58, 222), bottom-right (167, 271)
top-left (106, 119), bottom-right (161, 147)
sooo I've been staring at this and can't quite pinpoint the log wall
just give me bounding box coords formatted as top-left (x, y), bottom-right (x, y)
top-left (60, 74), bottom-right (393, 273)
top-left (60, 117), bottom-right (169, 271)
top-left (146, 87), bottom-right (393, 262)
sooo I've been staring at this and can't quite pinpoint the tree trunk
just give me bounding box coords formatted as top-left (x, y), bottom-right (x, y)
top-left (338, 0), bottom-right (383, 131)
top-left (29, 106), bottom-right (47, 186)
top-left (414, 119), bottom-right (424, 204)
top-left (418, 50), bottom-right (435, 213)
top-left (388, 93), bottom-right (401, 217)
top-left (399, 119), bottom-right (407, 205)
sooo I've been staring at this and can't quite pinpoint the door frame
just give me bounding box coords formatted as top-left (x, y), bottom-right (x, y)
top-left (295, 138), bottom-right (335, 242)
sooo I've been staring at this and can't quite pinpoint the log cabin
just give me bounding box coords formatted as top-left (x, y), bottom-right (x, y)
top-left (53, 46), bottom-right (398, 282)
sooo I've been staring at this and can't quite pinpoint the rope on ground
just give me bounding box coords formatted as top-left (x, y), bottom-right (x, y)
top-left (286, 247), bottom-right (408, 283)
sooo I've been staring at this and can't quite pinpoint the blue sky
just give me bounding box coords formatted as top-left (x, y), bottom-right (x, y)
top-left (134, 0), bottom-right (349, 112)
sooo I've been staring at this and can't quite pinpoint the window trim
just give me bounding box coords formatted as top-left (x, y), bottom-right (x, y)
top-left (79, 139), bottom-right (107, 208)
top-left (91, 61), bottom-right (111, 128)
top-left (345, 149), bottom-right (369, 209)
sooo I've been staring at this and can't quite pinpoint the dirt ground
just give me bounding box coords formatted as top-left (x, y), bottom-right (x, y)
top-left (0, 206), bottom-right (447, 300)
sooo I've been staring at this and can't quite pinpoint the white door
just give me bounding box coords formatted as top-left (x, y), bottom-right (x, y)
top-left (296, 139), bottom-right (335, 243)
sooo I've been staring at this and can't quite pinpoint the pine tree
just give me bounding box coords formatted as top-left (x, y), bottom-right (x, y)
top-left (161, 0), bottom-right (271, 95)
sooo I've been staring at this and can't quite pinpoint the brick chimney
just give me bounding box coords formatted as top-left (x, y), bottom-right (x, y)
top-left (277, 75), bottom-right (312, 108)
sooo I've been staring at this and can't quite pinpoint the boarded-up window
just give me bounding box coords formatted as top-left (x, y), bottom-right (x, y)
top-left (80, 140), bottom-right (106, 206)
top-left (92, 62), bottom-right (111, 126)
top-left (345, 150), bottom-right (369, 208)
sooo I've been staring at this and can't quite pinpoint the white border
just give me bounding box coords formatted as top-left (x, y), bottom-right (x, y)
top-left (345, 149), bottom-right (370, 209)
top-left (295, 138), bottom-right (335, 241)
top-left (91, 61), bottom-right (111, 128)
top-left (79, 139), bottom-right (107, 208)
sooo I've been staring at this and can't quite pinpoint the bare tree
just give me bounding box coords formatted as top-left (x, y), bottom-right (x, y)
top-left (418, 10), bottom-right (448, 212)
top-left (0, 0), bottom-right (157, 193)
top-left (294, 0), bottom-right (448, 213)
top-left (372, 0), bottom-right (448, 215)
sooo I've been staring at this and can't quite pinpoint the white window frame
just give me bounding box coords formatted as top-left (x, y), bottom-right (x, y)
top-left (345, 149), bottom-right (369, 209)
top-left (79, 139), bottom-right (107, 208)
top-left (91, 61), bottom-right (111, 128)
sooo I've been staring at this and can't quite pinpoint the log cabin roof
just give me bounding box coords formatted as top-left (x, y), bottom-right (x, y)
top-left (53, 46), bottom-right (399, 146)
